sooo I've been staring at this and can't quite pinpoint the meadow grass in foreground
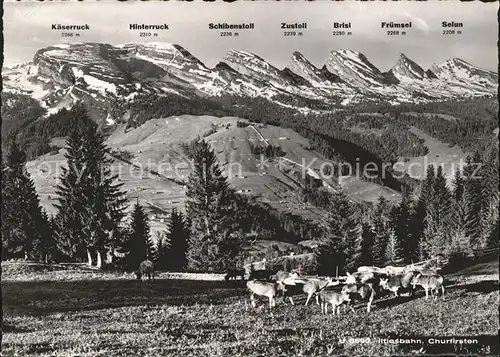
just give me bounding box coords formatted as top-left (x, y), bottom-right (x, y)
top-left (2, 270), bottom-right (498, 357)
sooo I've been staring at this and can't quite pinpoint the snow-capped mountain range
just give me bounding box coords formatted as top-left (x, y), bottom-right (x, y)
top-left (3, 42), bottom-right (497, 116)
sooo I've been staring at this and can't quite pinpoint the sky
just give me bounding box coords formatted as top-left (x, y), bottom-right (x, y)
top-left (3, 1), bottom-right (498, 72)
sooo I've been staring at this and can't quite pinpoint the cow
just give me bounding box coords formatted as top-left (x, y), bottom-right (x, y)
top-left (249, 269), bottom-right (274, 281)
top-left (246, 280), bottom-right (284, 309)
top-left (357, 266), bottom-right (386, 274)
top-left (225, 268), bottom-right (245, 282)
top-left (318, 289), bottom-right (351, 315)
top-left (413, 268), bottom-right (440, 276)
top-left (346, 271), bottom-right (377, 284)
top-left (384, 266), bottom-right (406, 276)
top-left (345, 271), bottom-right (388, 291)
top-left (341, 283), bottom-right (377, 313)
top-left (135, 260), bottom-right (155, 281)
top-left (288, 277), bottom-right (339, 306)
top-left (379, 271), bottom-right (416, 297)
top-left (274, 270), bottom-right (300, 284)
top-left (411, 273), bottom-right (445, 300)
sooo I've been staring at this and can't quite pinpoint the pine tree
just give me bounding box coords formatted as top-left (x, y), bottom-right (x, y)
top-left (1, 141), bottom-right (47, 260)
top-left (122, 202), bottom-right (155, 270)
top-left (164, 208), bottom-right (189, 271)
top-left (185, 140), bottom-right (236, 271)
top-left (54, 121), bottom-right (127, 266)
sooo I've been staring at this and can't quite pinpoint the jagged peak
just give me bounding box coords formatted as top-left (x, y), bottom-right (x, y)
top-left (225, 49), bottom-right (265, 61)
top-left (289, 51), bottom-right (318, 68)
top-left (332, 49), bottom-right (362, 56)
top-left (329, 49), bottom-right (378, 69)
top-left (450, 57), bottom-right (470, 65)
top-left (291, 51), bottom-right (307, 59)
top-left (391, 53), bottom-right (426, 80)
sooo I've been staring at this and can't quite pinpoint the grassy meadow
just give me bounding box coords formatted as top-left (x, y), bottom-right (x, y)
top-left (1, 258), bottom-right (498, 356)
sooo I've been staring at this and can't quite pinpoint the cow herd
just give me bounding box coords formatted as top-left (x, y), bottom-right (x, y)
top-left (132, 260), bottom-right (446, 314)
top-left (237, 265), bottom-right (446, 314)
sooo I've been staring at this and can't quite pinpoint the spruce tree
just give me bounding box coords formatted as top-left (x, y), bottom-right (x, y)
top-left (390, 190), bottom-right (414, 264)
top-left (359, 223), bottom-right (374, 267)
top-left (479, 147), bottom-right (499, 248)
top-left (384, 229), bottom-right (402, 265)
top-left (32, 210), bottom-right (55, 263)
top-left (53, 130), bottom-right (87, 260)
top-left (413, 165), bottom-right (436, 258)
top-left (433, 166), bottom-right (452, 220)
top-left (80, 123), bottom-right (128, 267)
top-left (185, 140), bottom-right (236, 271)
top-left (155, 231), bottom-right (169, 270)
top-left (448, 186), bottom-right (475, 257)
top-left (371, 196), bottom-right (391, 266)
top-left (54, 120), bottom-right (127, 266)
top-left (1, 141), bottom-right (48, 260)
top-left (462, 154), bottom-right (484, 248)
top-left (317, 191), bottom-right (361, 275)
top-left (164, 208), bottom-right (189, 271)
top-left (122, 202), bottom-right (155, 270)
top-left (452, 168), bottom-right (465, 202)
top-left (421, 166), bottom-right (452, 259)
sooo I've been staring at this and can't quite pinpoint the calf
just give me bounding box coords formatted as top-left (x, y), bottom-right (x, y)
top-left (225, 268), bottom-right (245, 282)
top-left (341, 283), bottom-right (377, 312)
top-left (379, 271), bottom-right (416, 297)
top-left (246, 280), bottom-right (283, 308)
top-left (135, 260), bottom-right (155, 281)
top-left (411, 274), bottom-right (445, 300)
top-left (318, 289), bottom-right (351, 315)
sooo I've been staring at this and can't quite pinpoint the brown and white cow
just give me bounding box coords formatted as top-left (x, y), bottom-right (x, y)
top-left (318, 289), bottom-right (351, 315)
top-left (411, 273), bottom-right (445, 300)
top-left (135, 260), bottom-right (155, 281)
top-left (341, 283), bottom-right (377, 313)
top-left (379, 271), bottom-right (416, 297)
top-left (246, 280), bottom-right (284, 308)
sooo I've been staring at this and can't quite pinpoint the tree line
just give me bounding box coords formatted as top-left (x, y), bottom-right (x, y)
top-left (315, 142), bottom-right (499, 275)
